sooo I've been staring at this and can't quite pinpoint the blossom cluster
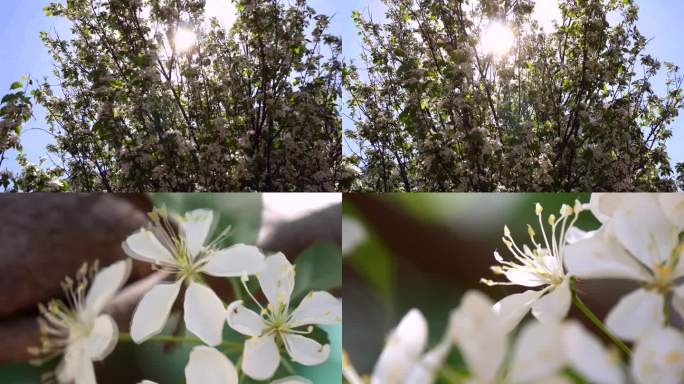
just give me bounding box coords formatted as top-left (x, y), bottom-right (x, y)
top-left (32, 207), bottom-right (341, 383)
top-left (345, 193), bottom-right (684, 384)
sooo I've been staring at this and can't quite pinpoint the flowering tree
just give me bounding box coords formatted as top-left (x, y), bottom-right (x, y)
top-left (30, 206), bottom-right (342, 383)
top-left (343, 194), bottom-right (684, 384)
top-left (2, 0), bottom-right (342, 192)
top-left (345, 0), bottom-right (684, 191)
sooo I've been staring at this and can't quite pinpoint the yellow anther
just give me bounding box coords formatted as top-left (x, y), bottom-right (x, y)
top-left (548, 214), bottom-right (556, 225)
top-left (535, 203), bottom-right (543, 215)
top-left (504, 225), bottom-right (511, 237)
top-left (527, 224), bottom-right (535, 238)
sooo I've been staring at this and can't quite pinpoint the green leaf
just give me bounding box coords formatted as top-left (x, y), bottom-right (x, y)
top-left (10, 81), bottom-right (22, 90)
top-left (292, 242), bottom-right (341, 300)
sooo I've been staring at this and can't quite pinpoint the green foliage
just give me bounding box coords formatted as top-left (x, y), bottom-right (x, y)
top-left (292, 242), bottom-right (342, 300)
top-left (4, 0), bottom-right (344, 192)
top-left (345, 0), bottom-right (684, 191)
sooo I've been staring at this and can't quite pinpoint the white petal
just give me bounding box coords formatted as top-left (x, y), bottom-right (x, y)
top-left (509, 321), bottom-right (566, 384)
top-left (283, 334), bottom-right (330, 365)
top-left (564, 227), bottom-right (593, 244)
top-left (531, 278), bottom-right (571, 323)
top-left (632, 327), bottom-right (684, 384)
top-left (123, 229), bottom-right (176, 266)
top-left (185, 346), bottom-right (238, 384)
top-left (613, 196), bottom-right (678, 268)
top-left (271, 376), bottom-right (312, 384)
top-left (405, 339), bottom-right (452, 384)
top-left (288, 291), bottom-right (342, 327)
top-left (605, 288), bottom-right (665, 341)
top-left (659, 193), bottom-right (684, 229)
top-left (201, 244), bottom-right (265, 277)
top-left (258, 253), bottom-right (295, 309)
top-left (589, 193), bottom-right (625, 223)
top-left (74, 356), bottom-right (96, 384)
top-left (179, 209), bottom-right (214, 260)
top-left (225, 300), bottom-right (266, 337)
top-left (242, 335), bottom-right (280, 381)
top-left (342, 216), bottom-right (367, 255)
top-left (139, 381), bottom-right (158, 384)
top-left (504, 269), bottom-right (547, 287)
top-left (85, 314), bottom-right (118, 361)
top-left (372, 309), bottom-right (428, 383)
top-left (450, 291), bottom-right (507, 382)
top-left (130, 280), bottom-right (182, 343)
top-left (85, 259), bottom-right (132, 316)
top-left (565, 225), bottom-right (649, 281)
top-left (184, 281), bottom-right (226, 347)
top-left (493, 290), bottom-right (544, 333)
top-left (57, 342), bottom-right (83, 382)
top-left (563, 321), bottom-right (624, 384)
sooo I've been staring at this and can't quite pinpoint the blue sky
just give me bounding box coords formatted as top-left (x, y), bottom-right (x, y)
top-left (1, 0), bottom-right (682, 174)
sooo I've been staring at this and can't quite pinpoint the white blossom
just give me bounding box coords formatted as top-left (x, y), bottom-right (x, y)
top-left (482, 202), bottom-right (585, 330)
top-left (139, 346), bottom-right (237, 384)
top-left (124, 208), bottom-right (265, 346)
top-left (565, 194), bottom-right (684, 341)
top-left (32, 260), bottom-right (131, 384)
top-left (370, 309), bottom-right (451, 384)
top-left (226, 253), bottom-right (341, 380)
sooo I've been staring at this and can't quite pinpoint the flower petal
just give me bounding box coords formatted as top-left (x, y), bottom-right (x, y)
top-left (531, 278), bottom-right (571, 323)
top-left (632, 327), bottom-right (684, 384)
top-left (493, 290), bottom-right (544, 333)
top-left (123, 229), bottom-right (176, 266)
top-left (225, 300), bottom-right (266, 337)
top-left (57, 342), bottom-right (82, 383)
top-left (85, 314), bottom-right (118, 361)
top-left (139, 381), bottom-right (158, 384)
top-left (372, 309), bottom-right (428, 383)
top-left (179, 209), bottom-right (214, 260)
top-left (589, 193), bottom-right (625, 223)
top-left (565, 225), bottom-right (649, 281)
top-left (563, 321), bottom-right (624, 384)
top-left (74, 356), bottom-right (96, 384)
top-left (509, 321), bottom-right (566, 384)
top-left (405, 338), bottom-right (452, 384)
top-left (271, 376), bottom-right (313, 384)
top-left (288, 291), bottom-right (342, 327)
top-left (184, 346), bottom-right (238, 384)
top-left (606, 288), bottom-right (664, 341)
top-left (85, 259), bottom-right (132, 316)
top-left (202, 244), bottom-right (265, 277)
top-left (130, 280), bottom-right (182, 343)
top-left (184, 281), bottom-right (226, 347)
top-left (504, 269), bottom-right (547, 287)
top-left (450, 291), bottom-right (507, 383)
top-left (612, 195), bottom-right (677, 267)
top-left (258, 253), bottom-right (295, 309)
top-left (242, 335), bottom-right (280, 381)
top-left (283, 334), bottom-right (330, 366)
top-left (659, 194), bottom-right (684, 229)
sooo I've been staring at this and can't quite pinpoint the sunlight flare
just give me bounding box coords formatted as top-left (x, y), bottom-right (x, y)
top-left (173, 28), bottom-right (197, 52)
top-left (481, 21), bottom-right (515, 57)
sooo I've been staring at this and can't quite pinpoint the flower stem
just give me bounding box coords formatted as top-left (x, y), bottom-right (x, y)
top-left (571, 290), bottom-right (632, 357)
top-left (118, 332), bottom-right (242, 350)
top-left (230, 277), bottom-right (244, 301)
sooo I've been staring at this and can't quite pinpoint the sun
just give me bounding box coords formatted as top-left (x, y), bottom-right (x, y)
top-left (173, 28), bottom-right (197, 52)
top-left (481, 21), bottom-right (515, 57)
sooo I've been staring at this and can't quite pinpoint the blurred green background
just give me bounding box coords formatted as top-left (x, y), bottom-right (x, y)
top-left (343, 193), bottom-right (605, 376)
top-left (0, 193), bottom-right (342, 383)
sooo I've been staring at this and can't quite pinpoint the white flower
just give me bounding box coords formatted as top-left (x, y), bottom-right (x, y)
top-left (370, 309), bottom-right (451, 384)
top-left (449, 291), bottom-right (622, 384)
top-left (482, 202), bottom-right (584, 331)
top-left (226, 253), bottom-right (342, 380)
top-left (565, 194), bottom-right (684, 341)
top-left (139, 346), bottom-right (237, 384)
top-left (631, 326), bottom-right (684, 384)
top-left (32, 260), bottom-right (131, 384)
top-left (124, 208), bottom-right (266, 346)
top-left (342, 216), bottom-right (367, 256)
